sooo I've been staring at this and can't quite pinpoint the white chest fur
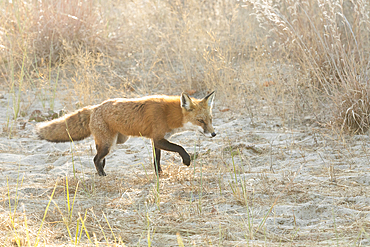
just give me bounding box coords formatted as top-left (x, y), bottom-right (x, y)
top-left (165, 122), bottom-right (200, 139)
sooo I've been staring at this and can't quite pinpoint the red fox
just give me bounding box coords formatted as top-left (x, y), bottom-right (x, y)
top-left (36, 92), bottom-right (216, 176)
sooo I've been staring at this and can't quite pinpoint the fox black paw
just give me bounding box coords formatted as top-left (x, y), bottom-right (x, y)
top-left (182, 154), bottom-right (191, 166)
top-left (97, 170), bottom-right (107, 176)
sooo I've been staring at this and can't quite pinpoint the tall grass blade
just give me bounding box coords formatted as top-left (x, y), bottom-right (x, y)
top-left (34, 181), bottom-right (58, 247)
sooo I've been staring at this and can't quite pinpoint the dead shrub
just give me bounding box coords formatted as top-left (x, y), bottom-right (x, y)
top-left (0, 0), bottom-right (109, 69)
top-left (335, 86), bottom-right (370, 133)
top-left (247, 0), bottom-right (370, 132)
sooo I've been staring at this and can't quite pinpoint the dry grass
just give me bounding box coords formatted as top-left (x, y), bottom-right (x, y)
top-left (1, 0), bottom-right (370, 246)
top-left (0, 0), bottom-right (263, 103)
top-left (247, 0), bottom-right (370, 132)
top-left (2, 128), bottom-right (370, 246)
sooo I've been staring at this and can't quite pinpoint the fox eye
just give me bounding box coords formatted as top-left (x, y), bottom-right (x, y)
top-left (197, 119), bottom-right (205, 124)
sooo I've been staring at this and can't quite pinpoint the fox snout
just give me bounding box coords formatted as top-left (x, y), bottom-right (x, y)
top-left (203, 126), bottom-right (216, 138)
top-left (204, 130), bottom-right (216, 138)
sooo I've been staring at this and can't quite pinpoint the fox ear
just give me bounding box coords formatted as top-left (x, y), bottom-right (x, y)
top-left (203, 91), bottom-right (215, 108)
top-left (181, 92), bottom-right (193, 111)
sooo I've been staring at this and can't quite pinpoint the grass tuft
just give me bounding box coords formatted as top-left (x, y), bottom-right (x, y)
top-left (247, 0), bottom-right (370, 132)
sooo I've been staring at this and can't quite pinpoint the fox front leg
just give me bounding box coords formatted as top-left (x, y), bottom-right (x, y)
top-left (153, 147), bottom-right (162, 175)
top-left (153, 139), bottom-right (191, 167)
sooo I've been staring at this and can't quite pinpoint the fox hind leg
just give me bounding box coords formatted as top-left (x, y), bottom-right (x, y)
top-left (116, 133), bottom-right (129, 144)
top-left (90, 114), bottom-right (117, 176)
top-left (102, 156), bottom-right (106, 168)
top-left (92, 133), bottom-right (116, 176)
top-left (94, 144), bottom-right (110, 176)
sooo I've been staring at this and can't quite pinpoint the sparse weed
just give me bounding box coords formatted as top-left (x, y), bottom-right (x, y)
top-left (7, 174), bottom-right (25, 246)
top-left (50, 176), bottom-right (80, 242)
top-left (6, 174), bottom-right (57, 247)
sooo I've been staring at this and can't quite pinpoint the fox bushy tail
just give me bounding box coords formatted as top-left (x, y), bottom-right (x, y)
top-left (36, 106), bottom-right (96, 142)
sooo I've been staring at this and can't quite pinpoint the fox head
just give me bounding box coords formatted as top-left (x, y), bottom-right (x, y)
top-left (181, 91), bottom-right (216, 138)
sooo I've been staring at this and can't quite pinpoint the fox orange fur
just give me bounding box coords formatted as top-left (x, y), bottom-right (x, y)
top-left (36, 92), bottom-right (216, 176)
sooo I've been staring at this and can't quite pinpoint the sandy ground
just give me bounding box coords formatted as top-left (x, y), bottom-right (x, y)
top-left (1, 90), bottom-right (370, 246)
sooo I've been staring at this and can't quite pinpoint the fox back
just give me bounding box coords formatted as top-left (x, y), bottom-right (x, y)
top-left (90, 92), bottom-right (215, 140)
